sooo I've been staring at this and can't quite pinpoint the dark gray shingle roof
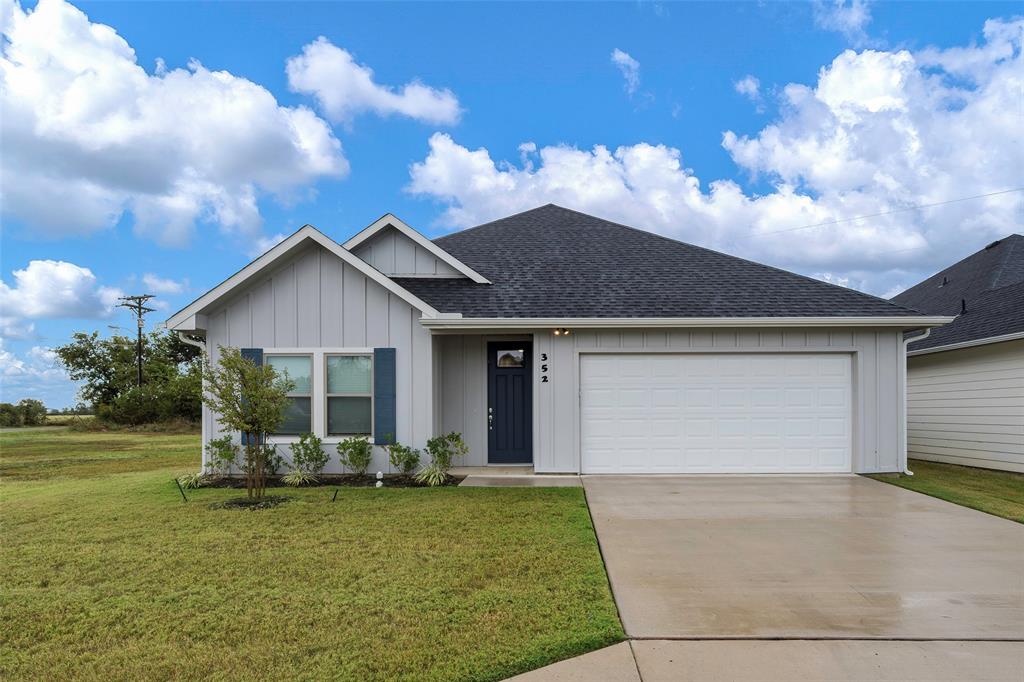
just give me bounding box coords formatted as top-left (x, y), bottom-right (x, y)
top-left (891, 234), bottom-right (1024, 351)
top-left (395, 205), bottom-right (925, 319)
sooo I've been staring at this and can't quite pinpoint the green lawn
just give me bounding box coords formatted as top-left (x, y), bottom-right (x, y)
top-left (0, 429), bottom-right (623, 681)
top-left (868, 458), bottom-right (1024, 523)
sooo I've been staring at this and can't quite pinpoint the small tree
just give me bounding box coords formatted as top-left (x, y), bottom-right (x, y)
top-left (202, 347), bottom-right (294, 499)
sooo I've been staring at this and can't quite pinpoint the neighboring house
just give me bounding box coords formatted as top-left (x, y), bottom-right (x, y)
top-left (166, 205), bottom-right (950, 475)
top-left (891, 234), bottom-right (1024, 473)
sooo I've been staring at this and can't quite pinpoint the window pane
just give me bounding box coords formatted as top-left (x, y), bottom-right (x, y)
top-left (327, 397), bottom-right (372, 435)
top-left (496, 349), bottom-right (524, 368)
top-left (276, 397), bottom-right (311, 435)
top-left (266, 355), bottom-right (311, 394)
top-left (327, 355), bottom-right (372, 394)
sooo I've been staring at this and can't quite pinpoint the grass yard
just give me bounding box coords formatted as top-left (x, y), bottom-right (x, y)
top-left (868, 458), bottom-right (1024, 523)
top-left (0, 429), bottom-right (623, 681)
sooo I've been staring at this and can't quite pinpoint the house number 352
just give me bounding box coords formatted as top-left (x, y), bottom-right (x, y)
top-left (540, 353), bottom-right (549, 383)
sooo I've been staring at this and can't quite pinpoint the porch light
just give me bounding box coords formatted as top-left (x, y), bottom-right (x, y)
top-left (553, 328), bottom-right (571, 336)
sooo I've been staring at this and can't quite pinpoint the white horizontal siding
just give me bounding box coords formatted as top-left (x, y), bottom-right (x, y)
top-left (907, 339), bottom-right (1024, 473)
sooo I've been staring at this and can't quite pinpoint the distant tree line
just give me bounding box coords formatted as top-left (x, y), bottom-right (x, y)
top-left (54, 330), bottom-right (202, 426)
top-left (0, 399), bottom-right (48, 427)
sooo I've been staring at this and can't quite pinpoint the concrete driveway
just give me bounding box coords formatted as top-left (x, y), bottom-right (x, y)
top-left (582, 475), bottom-right (1024, 640)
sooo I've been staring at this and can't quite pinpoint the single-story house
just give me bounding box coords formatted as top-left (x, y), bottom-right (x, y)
top-left (891, 234), bottom-right (1024, 473)
top-left (166, 205), bottom-right (952, 475)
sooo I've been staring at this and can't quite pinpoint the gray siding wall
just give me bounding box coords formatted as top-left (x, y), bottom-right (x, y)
top-left (907, 339), bottom-right (1024, 473)
top-left (202, 243), bottom-right (433, 474)
top-left (436, 327), bottom-right (906, 473)
top-left (351, 226), bottom-right (462, 278)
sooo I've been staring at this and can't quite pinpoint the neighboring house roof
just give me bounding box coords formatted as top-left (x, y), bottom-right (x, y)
top-left (891, 234), bottom-right (1024, 353)
top-left (397, 204), bottom-right (929, 319)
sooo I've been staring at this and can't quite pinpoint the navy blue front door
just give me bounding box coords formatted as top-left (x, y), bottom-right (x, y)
top-left (487, 342), bottom-right (533, 464)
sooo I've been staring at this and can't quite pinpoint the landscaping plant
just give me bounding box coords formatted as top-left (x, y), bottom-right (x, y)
top-left (204, 435), bottom-right (239, 477)
top-left (202, 347), bottom-right (293, 499)
top-left (337, 436), bottom-right (373, 475)
top-left (386, 440), bottom-right (421, 475)
top-left (415, 432), bottom-right (468, 486)
top-left (283, 432), bottom-right (328, 486)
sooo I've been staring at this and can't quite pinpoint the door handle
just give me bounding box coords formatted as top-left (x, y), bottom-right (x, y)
top-left (488, 409), bottom-right (493, 430)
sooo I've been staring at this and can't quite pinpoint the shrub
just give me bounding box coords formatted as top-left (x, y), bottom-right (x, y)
top-left (337, 437), bottom-right (372, 475)
top-left (178, 471), bottom-right (209, 489)
top-left (386, 441), bottom-right (421, 475)
top-left (282, 469), bottom-right (318, 487)
top-left (262, 445), bottom-right (285, 477)
top-left (290, 432), bottom-right (328, 477)
top-left (415, 432), bottom-right (468, 487)
top-left (204, 436), bottom-right (239, 476)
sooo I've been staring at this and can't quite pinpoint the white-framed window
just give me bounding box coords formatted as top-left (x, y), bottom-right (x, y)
top-left (325, 354), bottom-right (373, 436)
top-left (265, 353), bottom-right (313, 435)
top-left (259, 348), bottom-right (376, 443)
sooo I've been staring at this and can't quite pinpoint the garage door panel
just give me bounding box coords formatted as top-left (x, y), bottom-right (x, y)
top-left (580, 353), bottom-right (852, 474)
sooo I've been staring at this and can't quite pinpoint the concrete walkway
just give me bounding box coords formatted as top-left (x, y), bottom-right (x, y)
top-left (510, 475), bottom-right (1024, 680)
top-left (511, 640), bottom-right (1024, 681)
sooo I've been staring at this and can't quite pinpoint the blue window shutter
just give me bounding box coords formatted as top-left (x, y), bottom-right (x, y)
top-left (374, 348), bottom-right (396, 444)
top-left (239, 348), bottom-right (262, 445)
top-left (240, 348), bottom-right (263, 367)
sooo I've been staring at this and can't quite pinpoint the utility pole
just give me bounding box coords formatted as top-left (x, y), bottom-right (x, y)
top-left (117, 295), bottom-right (156, 387)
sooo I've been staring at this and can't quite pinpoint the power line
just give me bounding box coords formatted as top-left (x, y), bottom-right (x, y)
top-left (755, 187), bottom-right (1024, 237)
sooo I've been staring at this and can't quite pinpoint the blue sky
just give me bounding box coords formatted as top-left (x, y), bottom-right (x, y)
top-left (2, 0), bottom-right (1022, 407)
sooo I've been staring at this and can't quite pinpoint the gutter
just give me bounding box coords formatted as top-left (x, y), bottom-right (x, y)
top-left (420, 315), bottom-right (956, 330)
top-left (176, 332), bottom-right (206, 352)
top-left (900, 328), bottom-right (932, 476)
top-left (907, 330), bottom-right (1024, 356)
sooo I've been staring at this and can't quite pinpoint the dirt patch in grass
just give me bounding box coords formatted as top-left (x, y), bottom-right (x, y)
top-left (209, 495), bottom-right (292, 510)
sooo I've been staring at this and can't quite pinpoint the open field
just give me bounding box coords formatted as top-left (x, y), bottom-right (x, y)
top-left (0, 429), bottom-right (622, 681)
top-left (868, 459), bottom-right (1024, 523)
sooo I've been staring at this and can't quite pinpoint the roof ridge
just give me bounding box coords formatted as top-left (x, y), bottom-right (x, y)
top-left (433, 204), bottom-right (560, 244)
top-left (442, 203), bottom-right (924, 315)
top-left (899, 232), bottom-right (1023, 298)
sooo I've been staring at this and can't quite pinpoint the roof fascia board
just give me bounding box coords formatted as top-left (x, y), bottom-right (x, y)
top-left (166, 226), bottom-right (440, 330)
top-left (420, 316), bottom-right (957, 330)
top-left (344, 213), bottom-right (491, 284)
top-left (907, 330), bottom-right (1024, 356)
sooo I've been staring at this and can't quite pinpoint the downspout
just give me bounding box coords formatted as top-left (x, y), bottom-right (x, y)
top-left (177, 332), bottom-right (208, 470)
top-left (900, 328), bottom-right (932, 476)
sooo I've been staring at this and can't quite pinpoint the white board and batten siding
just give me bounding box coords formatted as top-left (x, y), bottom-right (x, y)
top-left (350, 226), bottom-right (462, 278)
top-left (202, 243), bottom-right (434, 474)
top-left (437, 328), bottom-right (906, 474)
top-left (907, 339), bottom-right (1024, 473)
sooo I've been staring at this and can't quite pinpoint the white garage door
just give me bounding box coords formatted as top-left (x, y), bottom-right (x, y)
top-left (580, 353), bottom-right (852, 474)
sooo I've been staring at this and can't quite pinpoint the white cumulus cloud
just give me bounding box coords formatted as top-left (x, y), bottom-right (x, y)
top-left (814, 0), bottom-right (873, 45)
top-left (734, 75), bottom-right (761, 100)
top-left (0, 0), bottom-right (347, 246)
top-left (141, 274), bottom-right (186, 295)
top-left (611, 48), bottom-right (641, 96)
top-left (0, 339), bottom-right (71, 404)
top-left (248, 232), bottom-right (289, 258)
top-left (0, 260), bottom-right (123, 321)
top-left (408, 19), bottom-right (1024, 295)
top-left (286, 37), bottom-right (461, 126)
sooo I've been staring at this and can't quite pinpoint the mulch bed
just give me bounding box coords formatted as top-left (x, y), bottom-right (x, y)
top-left (209, 495), bottom-right (291, 511)
top-left (201, 474), bottom-right (463, 489)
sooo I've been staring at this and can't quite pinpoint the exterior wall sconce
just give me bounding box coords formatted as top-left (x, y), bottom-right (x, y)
top-left (552, 328), bottom-right (572, 336)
